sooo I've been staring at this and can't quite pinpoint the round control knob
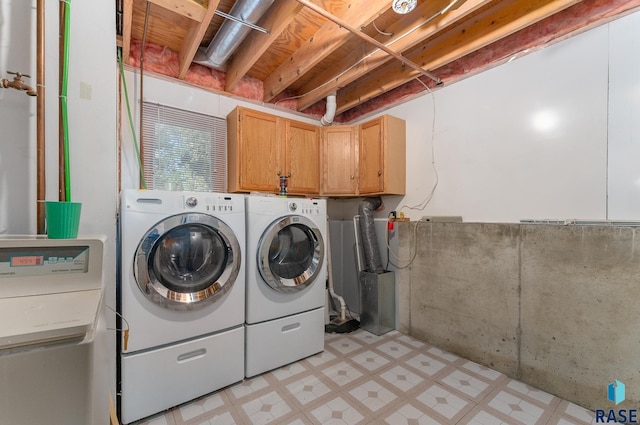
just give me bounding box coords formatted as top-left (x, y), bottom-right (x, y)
top-left (185, 197), bottom-right (198, 208)
top-left (289, 202), bottom-right (297, 211)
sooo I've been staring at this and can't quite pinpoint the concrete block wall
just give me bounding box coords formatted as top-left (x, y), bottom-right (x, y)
top-left (397, 222), bottom-right (640, 411)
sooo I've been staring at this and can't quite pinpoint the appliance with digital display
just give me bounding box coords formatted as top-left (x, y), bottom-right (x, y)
top-left (244, 195), bottom-right (327, 377)
top-left (0, 236), bottom-right (107, 425)
top-left (118, 190), bottom-right (245, 424)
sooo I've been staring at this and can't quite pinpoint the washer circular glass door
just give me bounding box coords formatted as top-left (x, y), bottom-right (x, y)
top-left (258, 215), bottom-right (324, 293)
top-left (134, 213), bottom-right (241, 310)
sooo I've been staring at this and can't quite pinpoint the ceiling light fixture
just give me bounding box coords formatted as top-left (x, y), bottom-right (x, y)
top-left (392, 0), bottom-right (417, 14)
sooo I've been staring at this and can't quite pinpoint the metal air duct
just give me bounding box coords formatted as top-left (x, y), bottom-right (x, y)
top-left (358, 197), bottom-right (384, 274)
top-left (194, 0), bottom-right (274, 69)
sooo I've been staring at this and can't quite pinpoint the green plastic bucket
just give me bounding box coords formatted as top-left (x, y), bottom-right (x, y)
top-left (45, 201), bottom-right (82, 239)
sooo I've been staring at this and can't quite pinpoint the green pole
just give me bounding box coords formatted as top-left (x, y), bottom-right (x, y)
top-left (61, 0), bottom-right (72, 201)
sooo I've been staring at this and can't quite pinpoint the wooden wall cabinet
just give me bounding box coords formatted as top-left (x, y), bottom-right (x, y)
top-left (283, 119), bottom-right (320, 195)
top-left (227, 107), bottom-right (320, 195)
top-left (358, 115), bottom-right (406, 196)
top-left (227, 107), bottom-right (279, 193)
top-left (321, 115), bottom-right (406, 197)
top-left (320, 125), bottom-right (358, 196)
top-left (228, 106), bottom-right (405, 197)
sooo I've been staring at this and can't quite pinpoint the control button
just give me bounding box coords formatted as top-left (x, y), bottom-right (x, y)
top-left (185, 197), bottom-right (198, 208)
top-left (289, 202), bottom-right (297, 211)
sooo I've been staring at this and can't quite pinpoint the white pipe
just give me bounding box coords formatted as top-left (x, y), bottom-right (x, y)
top-left (326, 217), bottom-right (347, 321)
top-left (320, 93), bottom-right (337, 126)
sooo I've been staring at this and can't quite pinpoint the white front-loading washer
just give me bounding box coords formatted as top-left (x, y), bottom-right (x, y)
top-left (245, 195), bottom-right (327, 377)
top-left (118, 190), bottom-right (245, 424)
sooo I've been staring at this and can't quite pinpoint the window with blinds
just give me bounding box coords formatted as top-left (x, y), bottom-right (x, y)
top-left (141, 102), bottom-right (227, 192)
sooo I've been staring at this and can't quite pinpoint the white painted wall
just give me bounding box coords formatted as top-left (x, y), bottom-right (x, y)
top-left (608, 12), bottom-right (640, 220)
top-left (0, 0), bottom-right (37, 234)
top-left (351, 11), bottom-right (640, 223)
top-left (63, 2), bottom-right (118, 422)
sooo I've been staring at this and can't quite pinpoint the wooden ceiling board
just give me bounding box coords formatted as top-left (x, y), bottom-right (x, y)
top-left (131, 1), bottom-right (190, 53)
top-left (177, 0), bottom-right (219, 78)
top-left (148, 0), bottom-right (207, 20)
top-left (200, 0), bottom-right (235, 45)
top-left (245, 6), bottom-right (324, 80)
top-left (225, 0), bottom-right (304, 90)
top-left (261, 0), bottom-right (390, 101)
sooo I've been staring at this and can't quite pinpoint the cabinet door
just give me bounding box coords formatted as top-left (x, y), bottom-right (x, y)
top-left (230, 108), bottom-right (280, 192)
top-left (359, 115), bottom-right (406, 195)
top-left (321, 126), bottom-right (358, 196)
top-left (359, 118), bottom-right (384, 194)
top-left (284, 119), bottom-right (320, 195)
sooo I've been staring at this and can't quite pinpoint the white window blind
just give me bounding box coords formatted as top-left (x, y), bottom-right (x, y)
top-left (141, 102), bottom-right (227, 192)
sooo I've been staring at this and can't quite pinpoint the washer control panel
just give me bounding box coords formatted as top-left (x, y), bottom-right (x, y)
top-left (123, 190), bottom-right (245, 215)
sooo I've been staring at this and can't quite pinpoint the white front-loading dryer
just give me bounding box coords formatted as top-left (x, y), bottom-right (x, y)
top-left (118, 189), bottom-right (245, 424)
top-left (245, 195), bottom-right (327, 377)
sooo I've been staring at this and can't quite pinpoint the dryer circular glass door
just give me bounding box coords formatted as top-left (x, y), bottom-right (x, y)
top-left (258, 215), bottom-right (324, 293)
top-left (134, 213), bottom-right (241, 310)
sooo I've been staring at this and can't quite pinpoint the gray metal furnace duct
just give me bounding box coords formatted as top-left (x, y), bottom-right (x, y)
top-left (357, 197), bottom-right (384, 274)
top-left (195, 0), bottom-right (275, 69)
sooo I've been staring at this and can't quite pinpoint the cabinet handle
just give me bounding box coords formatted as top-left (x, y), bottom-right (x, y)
top-left (351, 175), bottom-right (355, 180)
top-left (378, 170), bottom-right (382, 176)
top-left (277, 171), bottom-right (282, 176)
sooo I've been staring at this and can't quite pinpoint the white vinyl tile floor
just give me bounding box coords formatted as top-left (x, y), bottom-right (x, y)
top-left (130, 329), bottom-right (596, 425)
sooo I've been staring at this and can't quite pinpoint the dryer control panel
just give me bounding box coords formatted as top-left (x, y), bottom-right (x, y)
top-left (288, 200), bottom-right (323, 216)
top-left (180, 193), bottom-right (243, 214)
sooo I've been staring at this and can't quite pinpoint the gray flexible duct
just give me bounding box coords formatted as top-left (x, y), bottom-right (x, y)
top-left (358, 197), bottom-right (384, 274)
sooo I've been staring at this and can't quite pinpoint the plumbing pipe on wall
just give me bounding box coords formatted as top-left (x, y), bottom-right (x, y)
top-left (37, 0), bottom-right (45, 233)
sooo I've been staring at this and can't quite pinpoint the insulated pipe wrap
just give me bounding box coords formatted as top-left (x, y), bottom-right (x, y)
top-left (358, 197), bottom-right (384, 274)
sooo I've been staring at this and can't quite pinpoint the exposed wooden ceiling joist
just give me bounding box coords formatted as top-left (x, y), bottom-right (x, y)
top-left (262, 0), bottom-right (390, 102)
top-left (225, 0), bottom-right (303, 91)
top-left (295, 0), bottom-right (492, 111)
top-left (335, 0), bottom-right (583, 114)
